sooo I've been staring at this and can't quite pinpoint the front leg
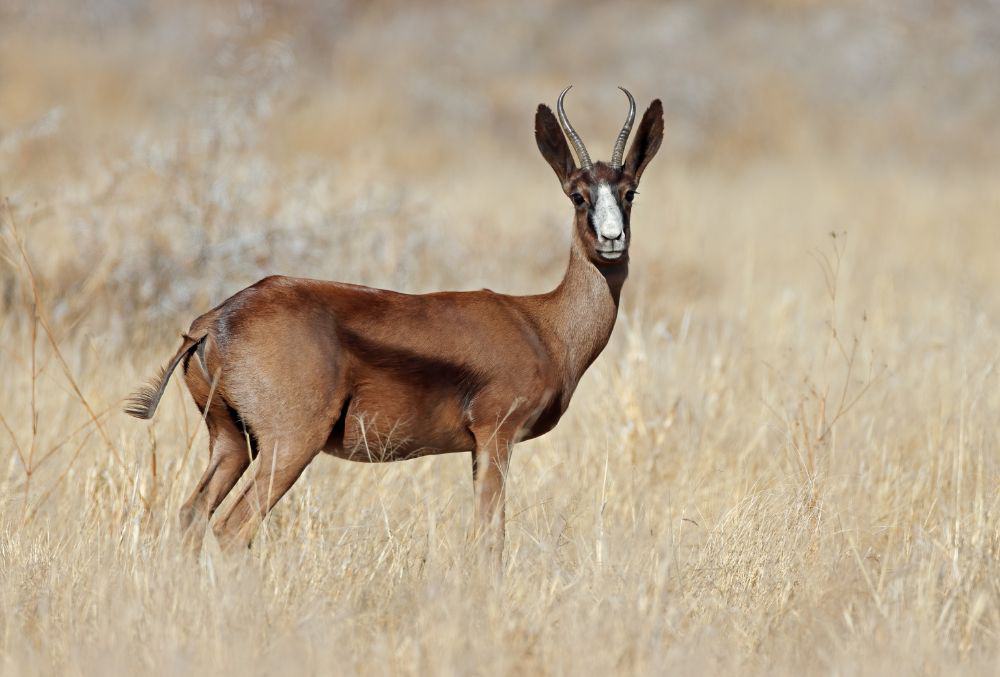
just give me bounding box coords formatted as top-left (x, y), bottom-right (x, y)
top-left (471, 429), bottom-right (513, 572)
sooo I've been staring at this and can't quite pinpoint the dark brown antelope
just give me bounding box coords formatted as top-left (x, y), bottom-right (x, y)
top-left (126, 87), bottom-right (663, 564)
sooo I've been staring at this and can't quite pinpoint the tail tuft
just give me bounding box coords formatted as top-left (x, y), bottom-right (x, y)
top-left (123, 366), bottom-right (170, 419)
top-left (124, 333), bottom-right (206, 421)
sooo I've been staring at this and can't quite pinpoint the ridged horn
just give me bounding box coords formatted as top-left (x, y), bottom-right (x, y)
top-left (610, 86), bottom-right (636, 168)
top-left (556, 86), bottom-right (593, 171)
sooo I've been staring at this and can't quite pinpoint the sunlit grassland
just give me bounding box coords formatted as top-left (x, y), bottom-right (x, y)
top-left (1, 2), bottom-right (998, 674)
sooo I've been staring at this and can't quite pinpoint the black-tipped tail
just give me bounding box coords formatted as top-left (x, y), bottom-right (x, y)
top-left (124, 333), bottom-right (205, 420)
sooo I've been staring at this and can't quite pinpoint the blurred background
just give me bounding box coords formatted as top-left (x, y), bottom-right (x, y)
top-left (1, 2), bottom-right (998, 674)
top-left (3, 0), bottom-right (999, 340)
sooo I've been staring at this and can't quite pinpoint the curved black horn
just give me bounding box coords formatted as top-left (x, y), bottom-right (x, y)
top-left (556, 86), bottom-right (593, 171)
top-left (610, 87), bottom-right (636, 168)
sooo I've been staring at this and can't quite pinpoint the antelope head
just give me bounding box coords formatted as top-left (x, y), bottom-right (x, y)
top-left (535, 87), bottom-right (664, 265)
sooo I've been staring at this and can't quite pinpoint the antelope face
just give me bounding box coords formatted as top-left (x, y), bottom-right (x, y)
top-left (534, 87), bottom-right (663, 267)
top-left (565, 165), bottom-right (636, 264)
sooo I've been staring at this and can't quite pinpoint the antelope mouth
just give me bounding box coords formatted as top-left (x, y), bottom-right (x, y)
top-left (597, 249), bottom-right (625, 260)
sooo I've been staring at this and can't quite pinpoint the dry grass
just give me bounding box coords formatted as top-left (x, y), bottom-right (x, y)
top-left (1, 2), bottom-right (998, 674)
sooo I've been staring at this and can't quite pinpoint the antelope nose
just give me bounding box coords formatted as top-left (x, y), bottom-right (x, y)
top-left (600, 224), bottom-right (624, 241)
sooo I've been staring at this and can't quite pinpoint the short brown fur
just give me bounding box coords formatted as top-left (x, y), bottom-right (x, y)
top-left (127, 94), bottom-right (664, 564)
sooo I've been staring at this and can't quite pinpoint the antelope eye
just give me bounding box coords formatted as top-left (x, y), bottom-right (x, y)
top-left (624, 190), bottom-right (638, 202)
top-left (571, 193), bottom-right (586, 207)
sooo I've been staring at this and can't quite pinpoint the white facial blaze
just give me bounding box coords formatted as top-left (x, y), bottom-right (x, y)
top-left (593, 183), bottom-right (624, 242)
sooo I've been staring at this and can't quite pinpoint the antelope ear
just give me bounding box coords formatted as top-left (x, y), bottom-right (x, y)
top-left (623, 99), bottom-right (664, 181)
top-left (535, 104), bottom-right (575, 186)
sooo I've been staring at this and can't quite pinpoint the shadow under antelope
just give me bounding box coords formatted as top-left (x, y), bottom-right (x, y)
top-left (126, 87), bottom-right (663, 564)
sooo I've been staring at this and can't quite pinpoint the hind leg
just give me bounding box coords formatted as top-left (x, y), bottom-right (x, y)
top-left (198, 302), bottom-right (347, 551)
top-left (212, 432), bottom-right (320, 552)
top-left (179, 413), bottom-right (252, 553)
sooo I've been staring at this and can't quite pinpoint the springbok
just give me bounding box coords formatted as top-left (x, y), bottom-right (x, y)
top-left (126, 87), bottom-right (663, 563)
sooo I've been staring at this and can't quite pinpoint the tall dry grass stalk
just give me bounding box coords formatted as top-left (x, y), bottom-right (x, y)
top-left (1, 1), bottom-right (998, 674)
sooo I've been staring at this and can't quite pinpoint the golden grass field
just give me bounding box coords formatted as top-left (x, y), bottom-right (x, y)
top-left (1, 1), bottom-right (998, 674)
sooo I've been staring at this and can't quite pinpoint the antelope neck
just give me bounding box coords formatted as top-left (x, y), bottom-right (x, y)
top-left (532, 239), bottom-right (627, 387)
